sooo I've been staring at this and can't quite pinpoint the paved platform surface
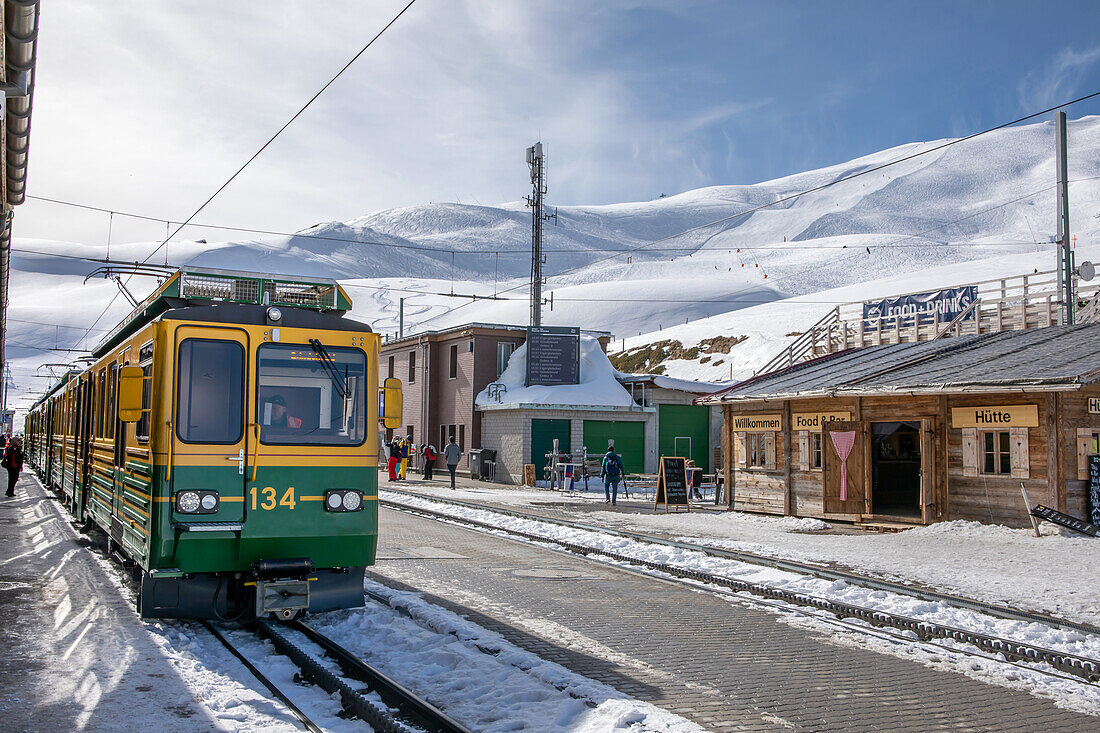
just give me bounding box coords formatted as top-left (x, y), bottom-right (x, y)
top-left (374, 506), bottom-right (1099, 732)
top-left (0, 473), bottom-right (272, 732)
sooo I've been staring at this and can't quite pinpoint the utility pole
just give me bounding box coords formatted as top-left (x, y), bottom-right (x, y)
top-left (526, 142), bottom-right (556, 328)
top-left (399, 297), bottom-right (405, 338)
top-left (1055, 111), bottom-right (1073, 325)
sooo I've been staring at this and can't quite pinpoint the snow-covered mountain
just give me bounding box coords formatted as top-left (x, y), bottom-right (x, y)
top-left (8, 116), bottom-right (1100, 412)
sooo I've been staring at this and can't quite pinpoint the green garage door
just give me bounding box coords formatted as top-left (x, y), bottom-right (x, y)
top-left (583, 420), bottom-right (645, 473)
top-left (658, 404), bottom-right (710, 472)
top-left (531, 419), bottom-right (571, 469)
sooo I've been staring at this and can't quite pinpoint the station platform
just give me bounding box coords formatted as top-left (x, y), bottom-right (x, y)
top-left (0, 472), bottom-right (280, 731)
top-left (374, 504), bottom-right (1098, 731)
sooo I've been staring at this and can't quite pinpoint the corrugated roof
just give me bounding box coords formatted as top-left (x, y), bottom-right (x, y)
top-left (699, 323), bottom-right (1100, 403)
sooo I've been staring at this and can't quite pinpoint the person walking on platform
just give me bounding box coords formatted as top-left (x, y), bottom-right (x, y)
top-left (421, 443), bottom-right (437, 480)
top-left (601, 446), bottom-right (625, 505)
top-left (444, 436), bottom-right (462, 489)
top-left (3, 435), bottom-right (24, 497)
top-left (386, 437), bottom-right (400, 482)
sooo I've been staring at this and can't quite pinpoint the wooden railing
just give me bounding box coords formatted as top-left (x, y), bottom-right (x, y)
top-left (753, 269), bottom-right (1100, 377)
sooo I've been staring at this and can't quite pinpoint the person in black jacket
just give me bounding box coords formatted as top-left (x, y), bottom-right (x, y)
top-left (4, 435), bottom-right (24, 497)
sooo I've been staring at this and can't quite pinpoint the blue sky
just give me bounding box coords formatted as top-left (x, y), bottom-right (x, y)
top-left (16, 1), bottom-right (1100, 246)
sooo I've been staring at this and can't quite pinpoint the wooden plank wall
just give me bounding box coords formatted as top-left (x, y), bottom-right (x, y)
top-left (1059, 385), bottom-right (1100, 519)
top-left (944, 393), bottom-right (1051, 527)
top-left (724, 387), bottom-right (1094, 528)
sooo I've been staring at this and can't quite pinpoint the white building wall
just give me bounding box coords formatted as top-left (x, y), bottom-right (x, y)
top-left (479, 407), bottom-right (654, 485)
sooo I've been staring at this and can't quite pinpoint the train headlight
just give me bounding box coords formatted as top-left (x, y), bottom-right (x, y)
top-left (342, 491), bottom-right (362, 511)
top-left (267, 307), bottom-right (282, 322)
top-left (324, 489), bottom-right (363, 512)
top-left (176, 490), bottom-right (220, 514)
top-left (176, 491), bottom-right (201, 513)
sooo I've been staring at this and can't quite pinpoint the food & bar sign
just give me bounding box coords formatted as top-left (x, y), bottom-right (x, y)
top-left (950, 405), bottom-right (1038, 428)
top-left (792, 412), bottom-right (851, 430)
top-left (732, 414), bottom-right (782, 432)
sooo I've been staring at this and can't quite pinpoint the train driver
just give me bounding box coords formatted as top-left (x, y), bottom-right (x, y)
top-left (267, 394), bottom-right (303, 431)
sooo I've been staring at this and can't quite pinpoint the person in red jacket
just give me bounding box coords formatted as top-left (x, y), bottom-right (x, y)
top-left (4, 435), bottom-right (24, 497)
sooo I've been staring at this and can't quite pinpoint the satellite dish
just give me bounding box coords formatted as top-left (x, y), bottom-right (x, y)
top-left (1077, 261), bottom-right (1095, 282)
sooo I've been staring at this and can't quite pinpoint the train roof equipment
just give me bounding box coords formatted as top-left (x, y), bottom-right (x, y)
top-left (92, 266), bottom-right (355, 358)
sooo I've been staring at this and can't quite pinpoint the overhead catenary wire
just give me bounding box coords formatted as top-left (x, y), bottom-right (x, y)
top-left (407, 91), bottom-right (1100, 331)
top-left (1, 182), bottom-right (1066, 344)
top-left (70, 0), bottom-right (418, 351)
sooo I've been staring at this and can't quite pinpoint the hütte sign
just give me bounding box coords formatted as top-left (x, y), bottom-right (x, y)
top-left (655, 456), bottom-right (690, 513)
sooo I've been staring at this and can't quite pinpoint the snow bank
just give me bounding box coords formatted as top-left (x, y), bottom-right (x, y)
top-left (475, 336), bottom-right (635, 408)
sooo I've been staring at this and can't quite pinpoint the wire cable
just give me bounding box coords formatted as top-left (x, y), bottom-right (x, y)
top-left (71, 0), bottom-right (419, 351)
top-left (137, 0), bottom-right (418, 267)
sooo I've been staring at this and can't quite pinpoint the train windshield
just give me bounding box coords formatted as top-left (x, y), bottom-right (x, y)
top-left (256, 343), bottom-right (367, 446)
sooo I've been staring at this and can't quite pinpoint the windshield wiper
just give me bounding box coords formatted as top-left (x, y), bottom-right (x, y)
top-left (308, 339), bottom-right (349, 399)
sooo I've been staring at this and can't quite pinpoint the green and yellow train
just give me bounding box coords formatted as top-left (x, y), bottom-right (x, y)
top-left (24, 267), bottom-right (402, 620)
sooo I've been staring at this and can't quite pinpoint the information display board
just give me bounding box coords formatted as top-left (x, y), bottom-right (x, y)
top-left (1089, 454), bottom-right (1100, 526)
top-left (655, 456), bottom-right (690, 513)
top-left (526, 326), bottom-right (580, 386)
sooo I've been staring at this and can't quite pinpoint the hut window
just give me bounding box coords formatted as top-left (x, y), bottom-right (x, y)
top-left (746, 433), bottom-right (776, 469)
top-left (1075, 428), bottom-right (1100, 480)
top-left (811, 433), bottom-right (823, 469)
top-left (981, 431), bottom-right (1011, 475)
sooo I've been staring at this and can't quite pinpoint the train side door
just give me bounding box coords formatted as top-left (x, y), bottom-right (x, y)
top-left (170, 326), bottom-right (250, 523)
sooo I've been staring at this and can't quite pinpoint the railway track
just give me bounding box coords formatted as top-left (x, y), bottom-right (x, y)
top-left (381, 491), bottom-right (1100, 686)
top-left (382, 487), bottom-right (1100, 636)
top-left (204, 617), bottom-right (473, 733)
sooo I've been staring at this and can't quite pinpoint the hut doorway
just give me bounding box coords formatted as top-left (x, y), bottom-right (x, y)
top-left (870, 422), bottom-right (922, 520)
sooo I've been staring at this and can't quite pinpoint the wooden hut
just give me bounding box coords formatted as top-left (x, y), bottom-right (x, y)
top-left (696, 324), bottom-right (1100, 528)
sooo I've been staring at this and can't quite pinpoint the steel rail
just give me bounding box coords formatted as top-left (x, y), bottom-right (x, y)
top-left (382, 496), bottom-right (1100, 684)
top-left (287, 619), bottom-right (473, 733)
top-left (382, 488), bottom-right (1100, 637)
top-left (201, 621), bottom-right (323, 733)
top-left (255, 618), bottom-right (473, 733)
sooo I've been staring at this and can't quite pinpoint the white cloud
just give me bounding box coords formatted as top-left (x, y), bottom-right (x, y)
top-left (1017, 44), bottom-right (1100, 113)
top-left (17, 0), bottom-right (763, 249)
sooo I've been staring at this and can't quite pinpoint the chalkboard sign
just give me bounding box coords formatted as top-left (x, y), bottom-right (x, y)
top-left (1030, 504), bottom-right (1098, 537)
top-left (526, 326), bottom-right (580, 386)
top-left (655, 456), bottom-right (690, 513)
top-left (1089, 454), bottom-right (1100, 526)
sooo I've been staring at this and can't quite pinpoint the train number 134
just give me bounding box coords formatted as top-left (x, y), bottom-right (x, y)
top-left (249, 486), bottom-right (296, 511)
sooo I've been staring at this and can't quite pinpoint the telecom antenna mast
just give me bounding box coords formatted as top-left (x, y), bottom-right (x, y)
top-left (526, 142), bottom-right (555, 328)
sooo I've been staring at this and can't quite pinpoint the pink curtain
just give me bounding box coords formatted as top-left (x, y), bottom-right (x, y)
top-left (829, 431), bottom-right (857, 501)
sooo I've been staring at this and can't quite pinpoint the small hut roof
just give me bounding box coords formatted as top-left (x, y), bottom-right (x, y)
top-left (697, 323), bottom-right (1100, 404)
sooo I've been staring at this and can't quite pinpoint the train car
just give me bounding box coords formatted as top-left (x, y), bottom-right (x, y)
top-left (25, 266), bottom-right (402, 620)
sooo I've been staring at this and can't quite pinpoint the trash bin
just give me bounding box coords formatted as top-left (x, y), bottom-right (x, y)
top-left (469, 449), bottom-right (484, 480)
top-left (470, 449), bottom-right (497, 481)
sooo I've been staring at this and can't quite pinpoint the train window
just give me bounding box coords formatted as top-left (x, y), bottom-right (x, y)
top-left (177, 340), bottom-right (244, 444)
top-left (256, 343), bottom-right (366, 446)
top-left (106, 363), bottom-right (117, 440)
top-left (96, 370), bottom-right (106, 438)
top-left (136, 363), bottom-right (153, 442)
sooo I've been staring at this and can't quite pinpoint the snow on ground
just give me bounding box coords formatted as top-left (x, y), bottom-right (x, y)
top-left (311, 582), bottom-right (703, 733)
top-left (391, 483), bottom-right (1100, 626)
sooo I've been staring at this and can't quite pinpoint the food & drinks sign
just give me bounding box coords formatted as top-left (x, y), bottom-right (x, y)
top-left (863, 285), bottom-right (977, 329)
